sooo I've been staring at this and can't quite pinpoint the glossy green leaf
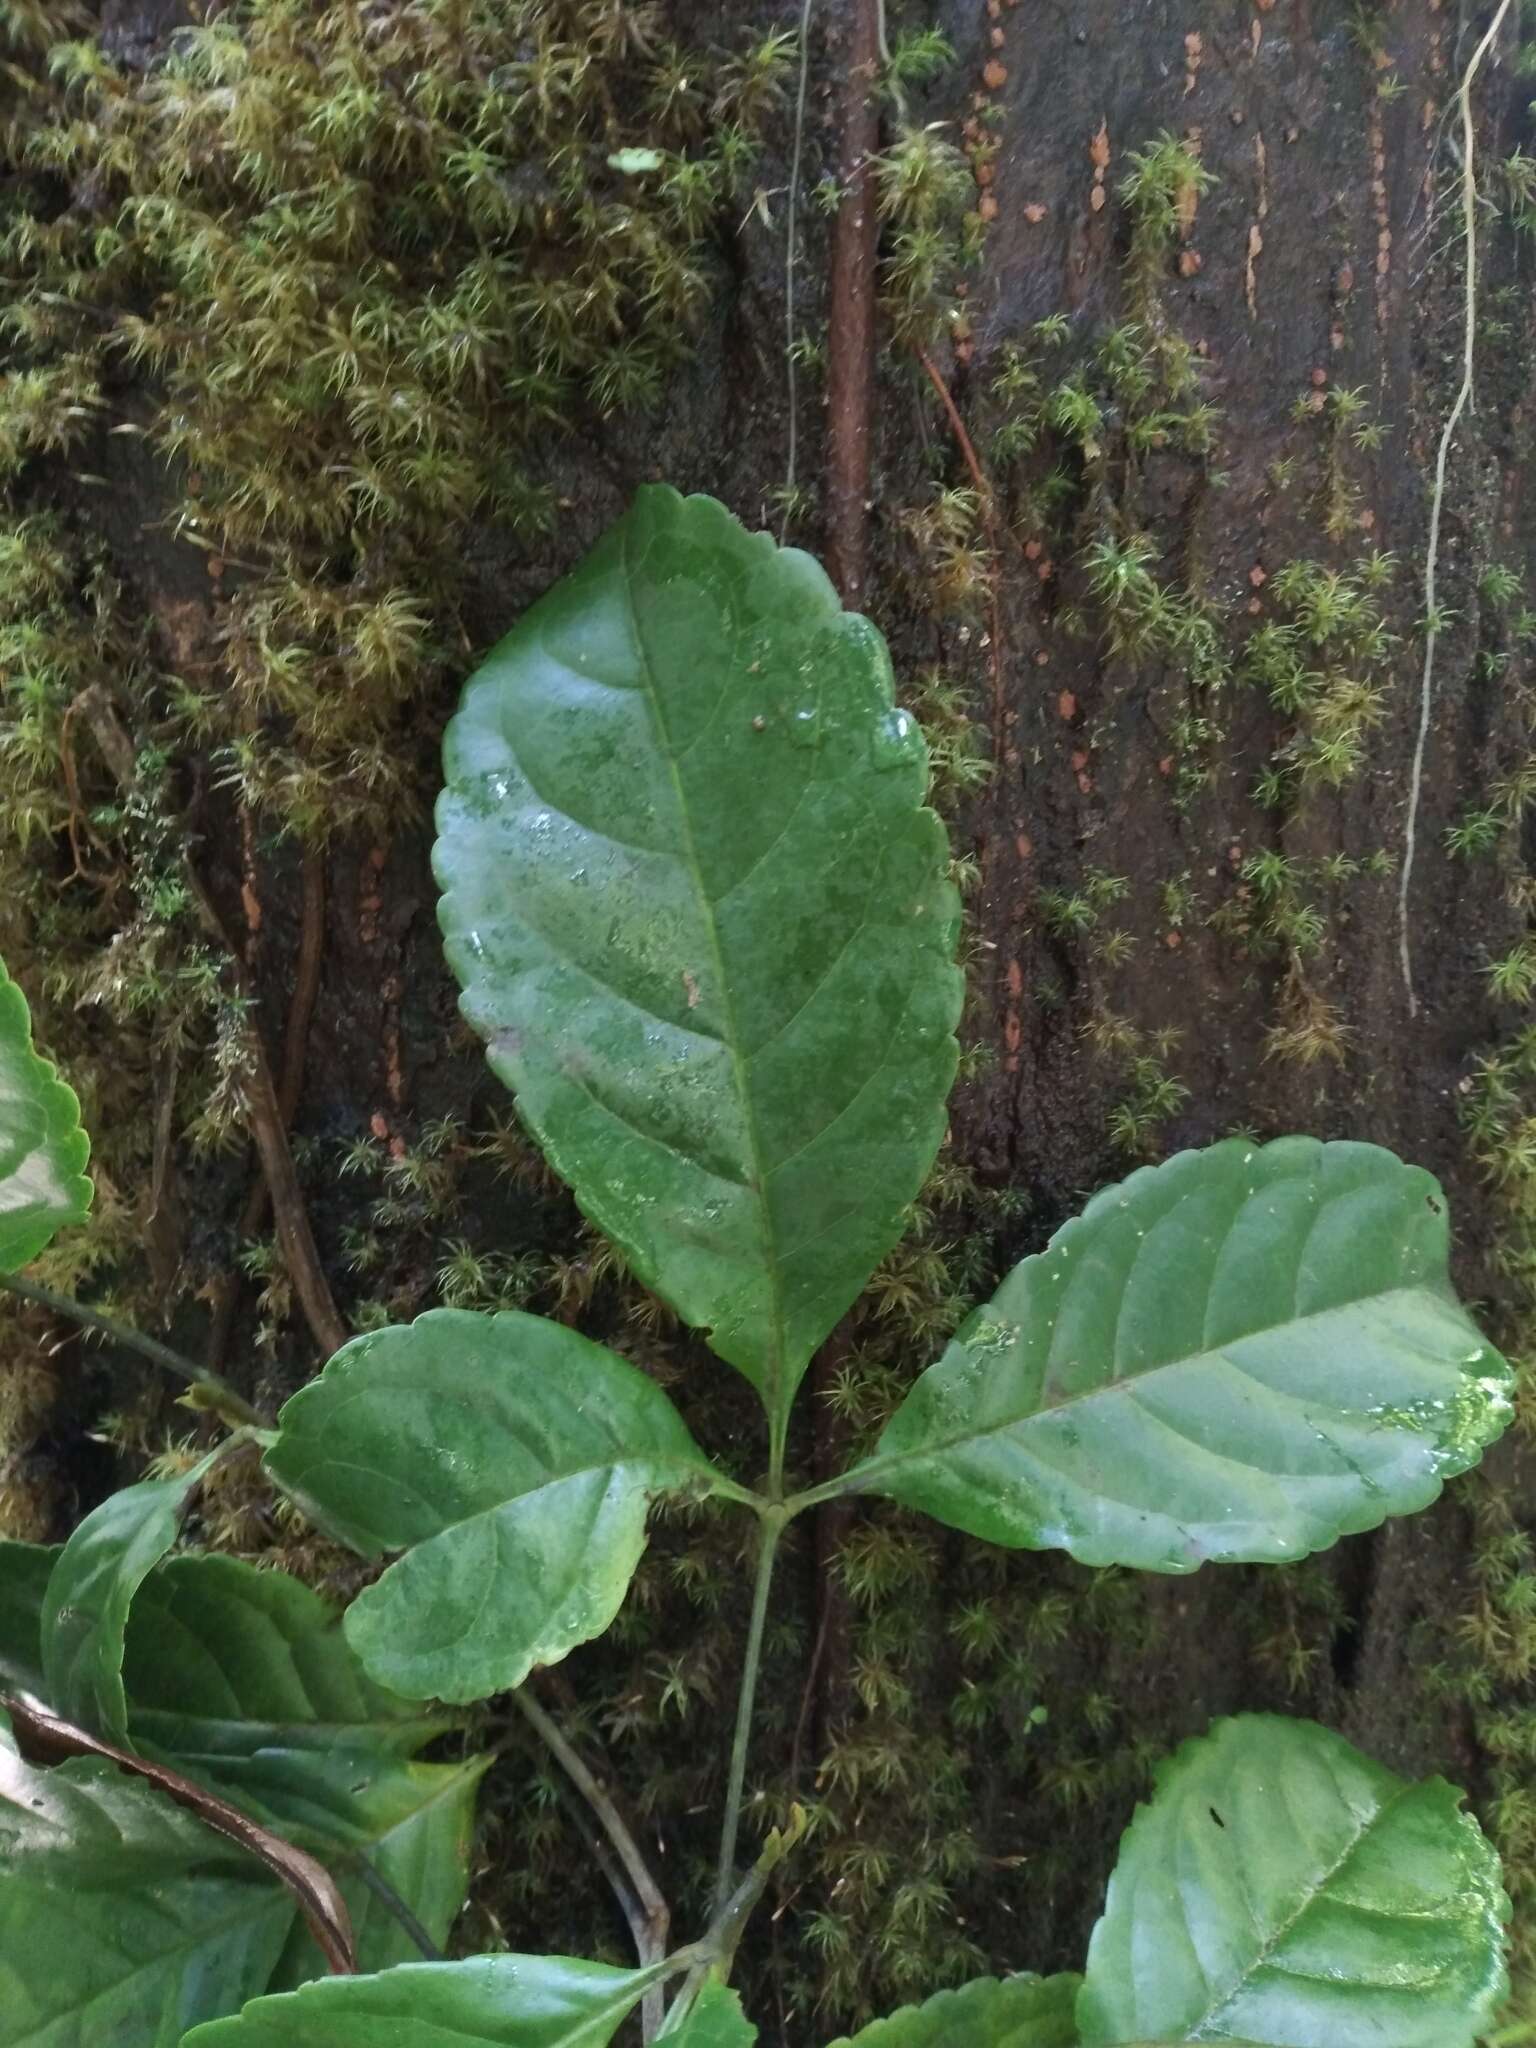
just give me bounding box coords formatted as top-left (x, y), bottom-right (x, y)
top-left (264, 1308), bottom-right (719, 1702)
top-left (122, 1554), bottom-right (488, 1974)
top-left (659, 1986), bottom-right (756, 2046)
top-left (4, 1541), bottom-right (484, 1988)
top-left (181, 1954), bottom-right (670, 2048)
top-left (824, 1974), bottom-right (1080, 2048)
top-left (43, 1446), bottom-right (222, 1742)
top-left (0, 1538), bottom-right (52, 1695)
top-left (434, 485), bottom-right (962, 1429)
top-left (0, 1706), bottom-right (294, 2046)
top-left (853, 1138), bottom-right (1512, 1571)
top-left (0, 954), bottom-right (91, 1273)
top-left (1078, 1715), bottom-right (1508, 2048)
top-left (6, 1538), bottom-right (484, 2019)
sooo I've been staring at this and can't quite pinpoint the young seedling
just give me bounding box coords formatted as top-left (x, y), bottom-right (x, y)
top-left (0, 492), bottom-right (1516, 2047)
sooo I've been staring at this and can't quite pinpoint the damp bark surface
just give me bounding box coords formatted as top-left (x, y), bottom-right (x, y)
top-left (5, 0), bottom-right (1535, 2031)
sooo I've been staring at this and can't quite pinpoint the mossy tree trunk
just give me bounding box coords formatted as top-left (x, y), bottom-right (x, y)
top-left (3, 0), bottom-right (1535, 2032)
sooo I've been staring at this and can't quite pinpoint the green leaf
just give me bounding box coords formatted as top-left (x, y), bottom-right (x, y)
top-left (434, 485), bottom-right (961, 1431)
top-left (122, 1554), bottom-right (488, 1973)
top-left (1077, 1714), bottom-right (1509, 2048)
top-left (824, 1974), bottom-right (1080, 2048)
top-left (0, 1538), bottom-right (52, 1695)
top-left (5, 1540), bottom-right (485, 1988)
top-left (181, 1954), bottom-right (670, 2047)
top-left (853, 1138), bottom-right (1512, 1571)
top-left (660, 1985), bottom-right (756, 2045)
top-left (0, 1706), bottom-right (294, 2046)
top-left (263, 1308), bottom-right (720, 1702)
top-left (42, 1447), bottom-right (222, 1741)
top-left (0, 954), bottom-right (91, 1273)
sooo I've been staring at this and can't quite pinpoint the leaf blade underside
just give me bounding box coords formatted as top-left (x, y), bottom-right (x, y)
top-left (1077, 1715), bottom-right (1508, 2048)
top-left (263, 1307), bottom-right (720, 1702)
top-left (854, 1138), bottom-right (1512, 1571)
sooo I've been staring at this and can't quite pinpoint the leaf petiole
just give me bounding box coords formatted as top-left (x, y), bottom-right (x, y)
top-left (0, 1272), bottom-right (263, 1429)
top-left (779, 1471), bottom-right (863, 1519)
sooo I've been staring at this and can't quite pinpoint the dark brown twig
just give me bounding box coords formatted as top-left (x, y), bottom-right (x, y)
top-left (824, 0), bottom-right (882, 609)
top-left (277, 845), bottom-right (327, 1125)
top-left (817, 0), bottom-right (885, 1832)
top-left (915, 345), bottom-right (1006, 757)
top-left (234, 1021), bottom-right (348, 1360)
top-left (188, 871), bottom-right (347, 1361)
top-left (206, 846), bottom-right (328, 1371)
top-left (54, 680), bottom-right (344, 1365)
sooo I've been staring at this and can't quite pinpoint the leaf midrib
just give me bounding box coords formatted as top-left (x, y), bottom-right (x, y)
top-left (620, 519), bottom-right (790, 1416)
top-left (1188, 1780), bottom-right (1414, 2036)
top-left (292, 1441), bottom-right (709, 1552)
top-left (859, 1282), bottom-right (1454, 1488)
top-left (130, 1709), bottom-right (444, 1748)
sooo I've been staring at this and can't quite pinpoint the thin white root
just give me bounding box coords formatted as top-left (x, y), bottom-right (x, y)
top-left (1399, 0), bottom-right (1516, 1016)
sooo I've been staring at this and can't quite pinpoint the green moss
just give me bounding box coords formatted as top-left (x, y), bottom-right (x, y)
top-left (0, 0), bottom-right (793, 1455)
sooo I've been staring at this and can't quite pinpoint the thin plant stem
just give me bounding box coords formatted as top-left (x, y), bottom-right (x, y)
top-left (347, 1851), bottom-right (444, 1961)
top-left (0, 1273), bottom-right (262, 1428)
top-left (713, 1508), bottom-right (785, 1916)
top-left (767, 1407), bottom-right (789, 1501)
top-left (512, 1688), bottom-right (670, 1972)
top-left (665, 1807), bottom-right (806, 2028)
top-left (782, 1470), bottom-right (859, 1518)
top-left (542, 1774), bottom-right (663, 2039)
